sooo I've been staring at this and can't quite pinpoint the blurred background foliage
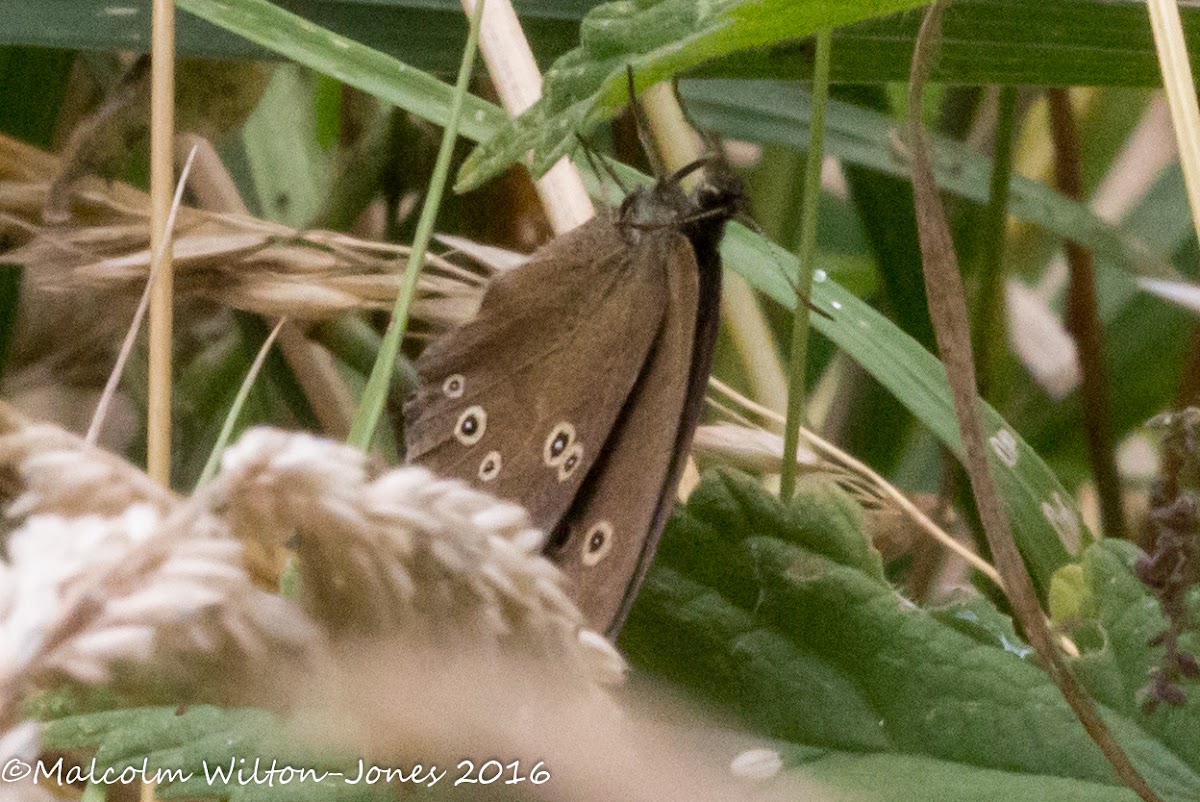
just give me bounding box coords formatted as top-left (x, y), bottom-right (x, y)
top-left (0, 0), bottom-right (1193, 507)
top-left (1, 0), bottom-right (1199, 799)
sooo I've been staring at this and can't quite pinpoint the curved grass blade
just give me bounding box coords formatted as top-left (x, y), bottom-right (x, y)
top-left (722, 219), bottom-right (1088, 589)
top-left (177, 0), bottom-right (506, 143)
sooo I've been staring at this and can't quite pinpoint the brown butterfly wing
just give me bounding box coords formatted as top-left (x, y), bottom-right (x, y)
top-left (404, 213), bottom-right (669, 535)
top-left (545, 229), bottom-right (716, 635)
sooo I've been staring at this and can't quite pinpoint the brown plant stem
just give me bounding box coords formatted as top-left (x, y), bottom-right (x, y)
top-left (1174, 324), bottom-right (1200, 408)
top-left (1047, 88), bottom-right (1127, 540)
top-left (147, 0), bottom-right (176, 486)
top-left (970, 85), bottom-right (1017, 404)
top-left (908, 6), bottom-right (1160, 801)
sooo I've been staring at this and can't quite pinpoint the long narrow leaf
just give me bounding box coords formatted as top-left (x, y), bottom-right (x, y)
top-left (682, 79), bottom-right (1183, 286)
top-left (177, 0), bottom-right (505, 141)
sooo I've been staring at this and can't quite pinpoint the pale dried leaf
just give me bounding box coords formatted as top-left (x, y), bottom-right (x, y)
top-left (1139, 276), bottom-right (1200, 315)
top-left (693, 423), bottom-right (820, 473)
top-left (1005, 278), bottom-right (1081, 399)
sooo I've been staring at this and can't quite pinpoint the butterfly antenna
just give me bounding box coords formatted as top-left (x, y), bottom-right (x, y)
top-left (667, 156), bottom-right (713, 187)
top-left (574, 132), bottom-right (629, 196)
top-left (774, 258), bottom-right (834, 321)
top-left (731, 211), bottom-right (834, 321)
top-left (734, 209), bottom-right (766, 237)
top-left (801, 291), bottom-right (835, 321)
top-left (626, 64), bottom-right (666, 179)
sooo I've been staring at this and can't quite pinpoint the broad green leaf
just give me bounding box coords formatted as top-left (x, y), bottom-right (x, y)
top-left (788, 750), bottom-right (1145, 802)
top-left (621, 471), bottom-right (1200, 801)
top-left (1069, 541), bottom-right (1200, 772)
top-left (455, 0), bottom-right (934, 191)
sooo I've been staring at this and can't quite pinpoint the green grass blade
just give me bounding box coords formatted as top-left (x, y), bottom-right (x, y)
top-left (345, 0), bottom-right (486, 449)
top-left (779, 28), bottom-right (831, 502)
top-left (177, 0), bottom-right (504, 143)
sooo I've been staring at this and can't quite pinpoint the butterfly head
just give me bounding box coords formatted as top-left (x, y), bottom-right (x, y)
top-left (683, 160), bottom-right (745, 253)
top-left (617, 157), bottom-right (744, 250)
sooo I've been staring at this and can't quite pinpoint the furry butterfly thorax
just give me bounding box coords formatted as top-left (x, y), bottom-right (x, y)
top-left (405, 160), bottom-right (743, 637)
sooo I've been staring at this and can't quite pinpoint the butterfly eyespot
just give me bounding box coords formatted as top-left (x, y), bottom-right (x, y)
top-left (478, 451), bottom-right (502, 482)
top-left (454, 406), bottom-right (487, 445)
top-left (543, 422), bottom-right (577, 466)
top-left (557, 443), bottom-right (584, 482)
top-left (581, 521), bottom-right (614, 566)
top-left (442, 374), bottom-right (465, 398)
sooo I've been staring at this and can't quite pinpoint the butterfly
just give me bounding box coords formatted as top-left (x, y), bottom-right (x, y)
top-left (405, 146), bottom-right (742, 637)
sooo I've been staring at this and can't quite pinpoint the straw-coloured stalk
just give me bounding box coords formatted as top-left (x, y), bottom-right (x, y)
top-left (1146, 0), bottom-right (1200, 245)
top-left (460, 0), bottom-right (593, 233)
top-left (147, 0), bottom-right (177, 484)
top-left (347, 0), bottom-right (488, 448)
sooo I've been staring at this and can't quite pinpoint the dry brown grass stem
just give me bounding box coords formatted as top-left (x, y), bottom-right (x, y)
top-left (147, 0), bottom-right (177, 486)
top-left (707, 378), bottom-right (1003, 587)
top-left (909, 6), bottom-right (1159, 799)
top-left (1047, 90), bottom-right (1125, 539)
top-left (86, 145), bottom-right (199, 446)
